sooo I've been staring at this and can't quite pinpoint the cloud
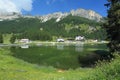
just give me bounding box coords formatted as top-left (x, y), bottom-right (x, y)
top-left (0, 0), bottom-right (33, 15)
top-left (46, 0), bottom-right (65, 5)
top-left (46, 0), bottom-right (56, 5)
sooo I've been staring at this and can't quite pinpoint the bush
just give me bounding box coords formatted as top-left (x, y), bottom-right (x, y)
top-left (88, 53), bottom-right (120, 80)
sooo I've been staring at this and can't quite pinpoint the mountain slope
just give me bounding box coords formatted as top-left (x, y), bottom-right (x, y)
top-left (0, 8), bottom-right (102, 22)
top-left (0, 8), bottom-right (105, 40)
top-left (39, 8), bottom-right (102, 22)
top-left (0, 15), bottom-right (106, 40)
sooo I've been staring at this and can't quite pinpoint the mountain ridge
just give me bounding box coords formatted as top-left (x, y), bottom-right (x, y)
top-left (0, 8), bottom-right (102, 22)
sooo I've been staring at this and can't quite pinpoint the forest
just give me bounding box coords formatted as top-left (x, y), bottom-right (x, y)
top-left (0, 15), bottom-right (106, 41)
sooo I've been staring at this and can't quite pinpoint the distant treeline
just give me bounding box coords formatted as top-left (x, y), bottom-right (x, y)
top-left (0, 15), bottom-right (106, 41)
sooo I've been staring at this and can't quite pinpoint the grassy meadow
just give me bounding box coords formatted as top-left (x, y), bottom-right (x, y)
top-left (0, 48), bottom-right (120, 80)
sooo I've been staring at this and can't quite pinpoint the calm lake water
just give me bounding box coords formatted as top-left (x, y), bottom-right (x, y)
top-left (10, 43), bottom-right (108, 69)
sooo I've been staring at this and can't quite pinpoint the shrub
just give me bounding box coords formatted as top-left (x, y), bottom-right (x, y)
top-left (88, 53), bottom-right (120, 80)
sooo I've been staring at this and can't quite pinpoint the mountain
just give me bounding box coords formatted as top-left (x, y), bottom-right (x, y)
top-left (0, 12), bottom-right (21, 21)
top-left (0, 8), bottom-right (106, 40)
top-left (0, 15), bottom-right (106, 40)
top-left (39, 12), bottom-right (68, 22)
top-left (70, 9), bottom-right (102, 21)
top-left (39, 9), bottom-right (102, 22)
top-left (0, 8), bottom-right (102, 22)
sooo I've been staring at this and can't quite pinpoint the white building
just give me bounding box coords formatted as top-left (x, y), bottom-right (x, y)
top-left (57, 38), bottom-right (64, 42)
top-left (19, 39), bottom-right (30, 43)
top-left (75, 36), bottom-right (84, 41)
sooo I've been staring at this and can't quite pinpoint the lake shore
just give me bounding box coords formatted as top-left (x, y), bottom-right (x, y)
top-left (0, 40), bottom-right (108, 47)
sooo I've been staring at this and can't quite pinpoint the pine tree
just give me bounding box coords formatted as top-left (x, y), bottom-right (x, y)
top-left (104, 0), bottom-right (120, 52)
top-left (10, 34), bottom-right (16, 43)
top-left (0, 33), bottom-right (3, 43)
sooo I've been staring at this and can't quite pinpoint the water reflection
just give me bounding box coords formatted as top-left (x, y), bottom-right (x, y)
top-left (21, 45), bottom-right (29, 49)
top-left (9, 43), bottom-right (107, 69)
top-left (75, 42), bottom-right (84, 52)
top-left (57, 44), bottom-right (64, 50)
top-left (78, 50), bottom-right (113, 67)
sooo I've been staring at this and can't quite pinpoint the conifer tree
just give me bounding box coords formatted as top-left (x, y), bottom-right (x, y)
top-left (0, 33), bottom-right (3, 43)
top-left (10, 34), bottom-right (16, 43)
top-left (104, 0), bottom-right (120, 52)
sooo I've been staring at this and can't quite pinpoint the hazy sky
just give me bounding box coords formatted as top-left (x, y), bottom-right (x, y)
top-left (0, 0), bottom-right (108, 16)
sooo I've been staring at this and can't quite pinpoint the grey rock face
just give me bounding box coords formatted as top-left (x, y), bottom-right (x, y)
top-left (40, 9), bottom-right (102, 22)
top-left (70, 9), bottom-right (102, 21)
top-left (0, 8), bottom-right (102, 22)
top-left (0, 12), bottom-right (21, 20)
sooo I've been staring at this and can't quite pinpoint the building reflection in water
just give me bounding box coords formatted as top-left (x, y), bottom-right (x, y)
top-left (75, 42), bottom-right (84, 52)
top-left (21, 44), bottom-right (29, 49)
top-left (57, 44), bottom-right (64, 50)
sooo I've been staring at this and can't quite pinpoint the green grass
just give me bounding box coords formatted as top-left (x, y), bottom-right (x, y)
top-left (0, 48), bottom-right (120, 80)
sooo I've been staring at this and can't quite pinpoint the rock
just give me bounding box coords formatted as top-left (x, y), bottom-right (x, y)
top-left (0, 8), bottom-right (102, 22)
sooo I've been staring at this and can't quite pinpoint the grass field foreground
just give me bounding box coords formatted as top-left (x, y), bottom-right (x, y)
top-left (0, 48), bottom-right (120, 80)
top-left (0, 48), bottom-right (93, 80)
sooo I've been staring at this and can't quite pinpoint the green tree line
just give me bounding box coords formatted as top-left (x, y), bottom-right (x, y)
top-left (0, 15), bottom-right (106, 41)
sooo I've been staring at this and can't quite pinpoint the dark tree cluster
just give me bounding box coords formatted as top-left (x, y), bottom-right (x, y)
top-left (104, 0), bottom-right (120, 53)
top-left (17, 31), bottom-right (52, 41)
top-left (0, 15), bottom-right (106, 41)
top-left (0, 33), bottom-right (3, 43)
top-left (10, 34), bottom-right (16, 43)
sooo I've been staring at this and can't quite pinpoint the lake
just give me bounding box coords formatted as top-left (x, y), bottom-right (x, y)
top-left (9, 42), bottom-right (108, 69)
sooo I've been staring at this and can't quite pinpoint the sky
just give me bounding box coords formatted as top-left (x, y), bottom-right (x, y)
top-left (0, 0), bottom-right (108, 17)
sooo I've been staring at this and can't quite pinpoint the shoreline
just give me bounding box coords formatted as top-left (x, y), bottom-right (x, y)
top-left (0, 40), bottom-right (108, 47)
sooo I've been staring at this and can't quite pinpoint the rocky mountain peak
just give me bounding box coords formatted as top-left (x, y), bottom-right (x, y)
top-left (40, 8), bottom-right (102, 22)
top-left (0, 8), bottom-right (102, 22)
top-left (0, 12), bottom-right (21, 21)
top-left (70, 9), bottom-right (102, 21)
